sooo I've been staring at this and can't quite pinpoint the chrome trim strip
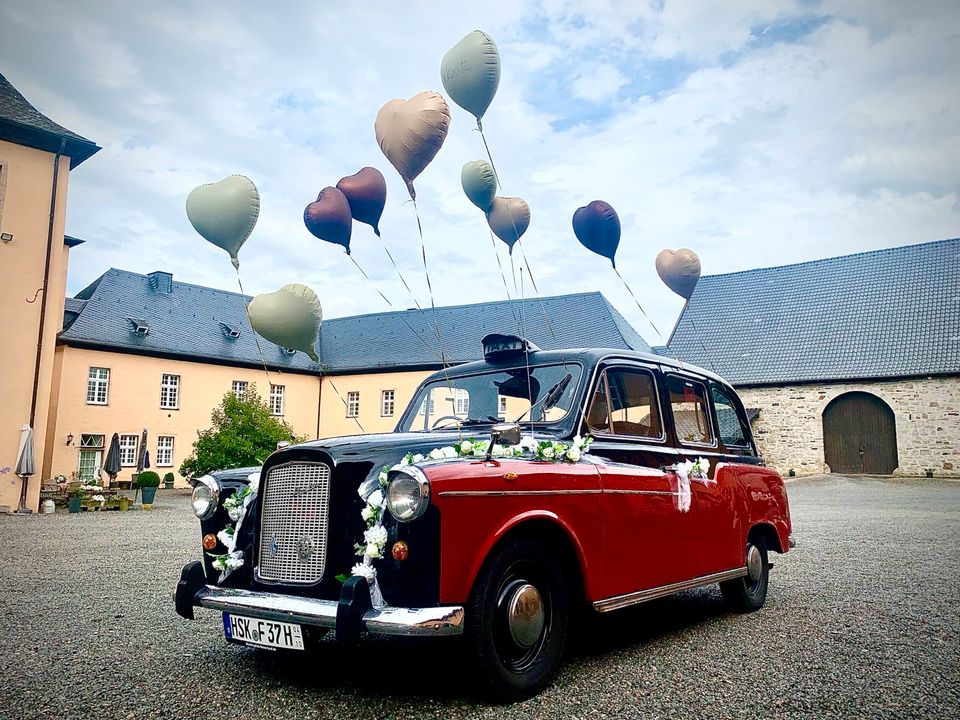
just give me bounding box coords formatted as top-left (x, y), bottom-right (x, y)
top-left (438, 489), bottom-right (603, 497)
top-left (603, 489), bottom-right (679, 496)
top-left (196, 586), bottom-right (464, 637)
top-left (593, 567), bottom-right (748, 613)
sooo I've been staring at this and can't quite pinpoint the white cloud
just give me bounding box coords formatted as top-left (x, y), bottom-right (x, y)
top-left (572, 62), bottom-right (628, 102)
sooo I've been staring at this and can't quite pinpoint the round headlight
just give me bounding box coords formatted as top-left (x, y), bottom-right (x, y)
top-left (191, 475), bottom-right (220, 520)
top-left (387, 466), bottom-right (430, 522)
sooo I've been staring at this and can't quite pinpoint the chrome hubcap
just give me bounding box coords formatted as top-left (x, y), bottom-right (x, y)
top-left (505, 582), bottom-right (544, 649)
top-left (747, 544), bottom-right (763, 582)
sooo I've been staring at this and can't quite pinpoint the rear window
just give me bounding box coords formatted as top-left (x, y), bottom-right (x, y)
top-left (667, 376), bottom-right (715, 447)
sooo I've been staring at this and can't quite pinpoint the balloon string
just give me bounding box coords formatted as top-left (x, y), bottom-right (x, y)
top-left (323, 373), bottom-right (366, 434)
top-left (411, 197), bottom-right (462, 443)
top-left (613, 266), bottom-right (664, 342)
top-left (235, 268), bottom-right (273, 385)
top-left (684, 300), bottom-right (719, 374)
top-left (347, 253), bottom-right (449, 366)
top-left (377, 232), bottom-right (422, 311)
top-left (489, 229), bottom-right (522, 333)
top-left (478, 127), bottom-right (503, 192)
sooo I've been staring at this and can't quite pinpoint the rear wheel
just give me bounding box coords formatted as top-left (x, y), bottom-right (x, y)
top-left (466, 537), bottom-right (569, 702)
top-left (720, 537), bottom-right (768, 612)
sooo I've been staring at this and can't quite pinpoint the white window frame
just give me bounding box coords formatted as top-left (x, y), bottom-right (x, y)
top-left (381, 389), bottom-right (395, 417)
top-left (86, 367), bottom-right (110, 405)
top-left (232, 380), bottom-right (248, 399)
top-left (269, 384), bottom-right (285, 416)
top-left (79, 433), bottom-right (105, 449)
top-left (119, 434), bottom-right (139, 467)
top-left (160, 373), bottom-right (180, 410)
top-left (498, 395), bottom-right (508, 419)
top-left (454, 389), bottom-right (469, 415)
top-left (346, 391), bottom-right (360, 418)
top-left (156, 435), bottom-right (175, 467)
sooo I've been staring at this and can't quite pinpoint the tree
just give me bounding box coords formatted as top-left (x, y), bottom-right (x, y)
top-left (180, 384), bottom-right (305, 479)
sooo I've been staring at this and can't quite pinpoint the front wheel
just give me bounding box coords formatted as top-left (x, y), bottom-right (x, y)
top-left (720, 537), bottom-right (769, 612)
top-left (465, 537), bottom-right (569, 702)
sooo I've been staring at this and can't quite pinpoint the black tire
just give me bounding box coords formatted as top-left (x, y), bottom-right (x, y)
top-left (721, 536), bottom-right (769, 612)
top-left (465, 537), bottom-right (569, 702)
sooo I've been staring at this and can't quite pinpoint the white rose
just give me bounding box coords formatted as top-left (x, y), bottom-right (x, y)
top-left (566, 446), bottom-right (582, 462)
top-left (573, 434), bottom-right (584, 449)
top-left (364, 525), bottom-right (388, 546)
top-left (460, 440), bottom-right (473, 453)
top-left (367, 489), bottom-right (384, 508)
top-left (365, 543), bottom-right (381, 558)
top-left (378, 470), bottom-right (389, 487)
top-left (361, 506), bottom-right (375, 522)
top-left (542, 446), bottom-right (555, 459)
top-left (429, 448), bottom-right (445, 460)
top-left (520, 436), bottom-right (536, 450)
top-left (442, 446), bottom-right (458, 458)
top-left (413, 454), bottom-right (425, 463)
top-left (491, 444), bottom-right (504, 457)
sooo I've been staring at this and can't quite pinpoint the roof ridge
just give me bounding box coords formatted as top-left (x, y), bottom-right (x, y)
top-left (701, 237), bottom-right (959, 282)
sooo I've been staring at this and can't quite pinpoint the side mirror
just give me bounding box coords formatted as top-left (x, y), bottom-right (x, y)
top-left (487, 423), bottom-right (521, 460)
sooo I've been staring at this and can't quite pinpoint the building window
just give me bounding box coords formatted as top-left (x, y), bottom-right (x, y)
top-left (119, 434), bottom-right (139, 466)
top-left (346, 391), bottom-right (360, 418)
top-left (156, 436), bottom-right (175, 467)
top-left (498, 395), bottom-right (508, 419)
top-left (269, 384), bottom-right (285, 416)
top-left (160, 374), bottom-right (180, 409)
top-left (454, 389), bottom-right (469, 415)
top-left (232, 380), bottom-right (247, 399)
top-left (86, 367), bottom-right (110, 405)
top-left (381, 389), bottom-right (395, 417)
top-left (79, 433), bottom-right (105, 449)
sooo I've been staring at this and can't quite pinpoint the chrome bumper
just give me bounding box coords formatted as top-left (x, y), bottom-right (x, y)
top-left (175, 561), bottom-right (463, 639)
top-left (197, 585), bottom-right (464, 637)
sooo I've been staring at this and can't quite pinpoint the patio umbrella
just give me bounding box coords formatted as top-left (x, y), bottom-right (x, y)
top-left (134, 428), bottom-right (149, 501)
top-left (103, 433), bottom-right (122, 483)
top-left (15, 424), bottom-right (36, 514)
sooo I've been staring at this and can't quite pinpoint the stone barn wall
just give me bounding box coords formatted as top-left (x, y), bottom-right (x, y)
top-left (736, 376), bottom-right (960, 477)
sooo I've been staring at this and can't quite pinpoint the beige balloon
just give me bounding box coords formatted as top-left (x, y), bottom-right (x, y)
top-left (486, 196), bottom-right (530, 253)
top-left (247, 284), bottom-right (323, 362)
top-left (374, 91), bottom-right (451, 200)
top-left (655, 248), bottom-right (702, 300)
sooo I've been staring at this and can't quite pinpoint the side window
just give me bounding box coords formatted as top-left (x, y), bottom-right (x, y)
top-left (711, 385), bottom-right (751, 449)
top-left (586, 368), bottom-right (662, 439)
top-left (667, 376), bottom-right (715, 446)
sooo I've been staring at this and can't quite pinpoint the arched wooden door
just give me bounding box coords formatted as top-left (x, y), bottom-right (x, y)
top-left (822, 392), bottom-right (898, 474)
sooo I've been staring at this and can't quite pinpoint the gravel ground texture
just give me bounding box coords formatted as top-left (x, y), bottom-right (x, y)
top-left (1, 475), bottom-right (958, 720)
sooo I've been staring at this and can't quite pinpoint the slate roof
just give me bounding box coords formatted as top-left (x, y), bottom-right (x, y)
top-left (60, 268), bottom-right (650, 374)
top-left (0, 71), bottom-right (99, 167)
top-left (666, 238), bottom-right (960, 385)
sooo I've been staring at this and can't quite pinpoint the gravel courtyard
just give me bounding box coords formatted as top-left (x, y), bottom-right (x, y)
top-left (1, 475), bottom-right (957, 720)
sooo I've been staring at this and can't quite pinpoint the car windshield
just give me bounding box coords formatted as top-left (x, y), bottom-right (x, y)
top-left (399, 363), bottom-right (583, 432)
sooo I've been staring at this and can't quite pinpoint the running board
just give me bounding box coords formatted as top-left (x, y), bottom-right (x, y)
top-left (593, 567), bottom-right (748, 613)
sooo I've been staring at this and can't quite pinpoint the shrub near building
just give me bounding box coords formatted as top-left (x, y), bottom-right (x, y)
top-left (180, 385), bottom-right (304, 479)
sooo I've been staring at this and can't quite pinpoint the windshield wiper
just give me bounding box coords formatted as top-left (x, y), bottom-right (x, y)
top-left (513, 372), bottom-right (572, 423)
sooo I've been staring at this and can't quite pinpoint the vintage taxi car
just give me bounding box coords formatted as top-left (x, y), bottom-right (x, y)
top-left (175, 335), bottom-right (792, 700)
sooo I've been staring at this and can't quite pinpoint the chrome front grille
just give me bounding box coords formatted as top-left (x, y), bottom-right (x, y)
top-left (257, 462), bottom-right (331, 584)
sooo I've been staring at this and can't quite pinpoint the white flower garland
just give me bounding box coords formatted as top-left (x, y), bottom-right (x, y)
top-left (349, 435), bottom-right (594, 599)
top-left (674, 457), bottom-right (711, 513)
top-left (209, 474), bottom-right (260, 581)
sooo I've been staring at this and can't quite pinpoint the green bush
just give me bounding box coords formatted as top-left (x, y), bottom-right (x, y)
top-left (180, 384), bottom-right (305, 479)
top-left (136, 471), bottom-right (161, 488)
top-left (163, 472), bottom-right (175, 483)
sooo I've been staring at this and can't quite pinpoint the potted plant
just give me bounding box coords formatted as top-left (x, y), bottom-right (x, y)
top-left (68, 485), bottom-right (86, 514)
top-left (163, 472), bottom-right (175, 490)
top-left (137, 471), bottom-right (161, 509)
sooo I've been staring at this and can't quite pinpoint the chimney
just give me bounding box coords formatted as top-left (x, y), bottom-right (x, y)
top-left (147, 271), bottom-right (173, 294)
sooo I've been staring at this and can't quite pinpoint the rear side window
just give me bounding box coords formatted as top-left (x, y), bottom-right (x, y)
top-left (711, 385), bottom-right (752, 449)
top-left (667, 376), bottom-right (715, 446)
top-left (586, 368), bottom-right (663, 439)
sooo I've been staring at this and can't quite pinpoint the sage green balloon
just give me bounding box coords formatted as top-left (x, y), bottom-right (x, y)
top-left (461, 160), bottom-right (497, 212)
top-left (185, 175), bottom-right (260, 269)
top-left (441, 30), bottom-right (500, 127)
top-left (248, 283), bottom-right (323, 362)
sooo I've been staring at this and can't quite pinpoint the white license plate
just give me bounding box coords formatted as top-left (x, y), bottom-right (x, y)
top-left (223, 613), bottom-right (304, 651)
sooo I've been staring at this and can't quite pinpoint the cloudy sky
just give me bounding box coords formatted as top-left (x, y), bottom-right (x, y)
top-left (1, 0), bottom-right (957, 345)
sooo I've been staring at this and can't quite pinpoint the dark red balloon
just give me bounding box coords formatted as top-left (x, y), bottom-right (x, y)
top-left (573, 200), bottom-right (621, 268)
top-left (304, 186), bottom-right (353, 253)
top-left (337, 167), bottom-right (387, 236)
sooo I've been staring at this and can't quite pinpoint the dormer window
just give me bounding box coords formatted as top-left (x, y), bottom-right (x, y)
top-left (280, 347), bottom-right (297, 355)
top-left (219, 322), bottom-right (241, 339)
top-left (127, 317), bottom-right (150, 335)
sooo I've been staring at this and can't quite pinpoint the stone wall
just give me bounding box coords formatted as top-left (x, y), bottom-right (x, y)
top-left (736, 376), bottom-right (960, 477)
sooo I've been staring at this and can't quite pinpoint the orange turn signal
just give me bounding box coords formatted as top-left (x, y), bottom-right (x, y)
top-left (391, 540), bottom-right (409, 561)
top-left (202, 533), bottom-right (218, 551)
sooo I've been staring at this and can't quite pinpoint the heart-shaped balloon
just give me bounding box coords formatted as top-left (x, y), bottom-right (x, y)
top-left (573, 200), bottom-right (621, 269)
top-left (337, 167), bottom-right (387, 236)
top-left (441, 30), bottom-right (501, 128)
top-left (248, 283), bottom-right (323, 362)
top-left (304, 187), bottom-right (353, 253)
top-left (375, 91), bottom-right (450, 200)
top-left (461, 160), bottom-right (497, 211)
top-left (487, 196), bottom-right (530, 253)
top-left (655, 248), bottom-right (702, 300)
top-left (186, 175), bottom-right (260, 269)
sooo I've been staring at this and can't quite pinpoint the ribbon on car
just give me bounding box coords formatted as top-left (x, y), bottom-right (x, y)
top-left (674, 463), bottom-right (692, 513)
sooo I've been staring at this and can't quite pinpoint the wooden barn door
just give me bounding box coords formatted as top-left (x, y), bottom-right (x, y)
top-left (823, 392), bottom-right (898, 474)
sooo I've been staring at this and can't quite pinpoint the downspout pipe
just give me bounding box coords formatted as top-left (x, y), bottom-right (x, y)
top-left (29, 138), bottom-right (66, 428)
